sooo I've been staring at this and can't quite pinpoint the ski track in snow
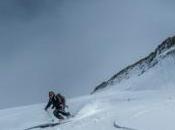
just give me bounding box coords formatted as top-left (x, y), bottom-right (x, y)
top-left (114, 122), bottom-right (138, 130)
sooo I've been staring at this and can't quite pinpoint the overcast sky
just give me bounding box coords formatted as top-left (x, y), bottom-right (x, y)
top-left (1, 0), bottom-right (175, 109)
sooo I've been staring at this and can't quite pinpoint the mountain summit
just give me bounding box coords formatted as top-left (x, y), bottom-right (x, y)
top-left (92, 36), bottom-right (175, 94)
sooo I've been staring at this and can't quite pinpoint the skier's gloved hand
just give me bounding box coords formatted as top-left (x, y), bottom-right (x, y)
top-left (44, 107), bottom-right (47, 111)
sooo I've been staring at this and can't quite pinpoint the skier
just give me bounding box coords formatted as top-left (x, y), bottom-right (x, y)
top-left (45, 91), bottom-right (71, 120)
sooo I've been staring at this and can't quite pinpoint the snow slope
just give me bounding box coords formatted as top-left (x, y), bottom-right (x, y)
top-left (1, 37), bottom-right (175, 130)
top-left (1, 89), bottom-right (175, 130)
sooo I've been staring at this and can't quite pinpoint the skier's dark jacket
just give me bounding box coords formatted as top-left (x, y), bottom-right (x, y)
top-left (45, 94), bottom-right (65, 110)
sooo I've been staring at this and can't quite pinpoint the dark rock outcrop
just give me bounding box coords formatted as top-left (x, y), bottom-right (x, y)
top-left (91, 36), bottom-right (175, 94)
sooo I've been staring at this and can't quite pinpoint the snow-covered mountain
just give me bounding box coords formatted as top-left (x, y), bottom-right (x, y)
top-left (92, 36), bottom-right (175, 94)
top-left (1, 36), bottom-right (175, 130)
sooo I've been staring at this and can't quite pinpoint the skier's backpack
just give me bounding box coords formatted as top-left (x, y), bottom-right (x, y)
top-left (56, 93), bottom-right (66, 108)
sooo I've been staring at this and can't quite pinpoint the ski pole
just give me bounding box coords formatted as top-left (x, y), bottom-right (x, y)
top-left (46, 110), bottom-right (54, 122)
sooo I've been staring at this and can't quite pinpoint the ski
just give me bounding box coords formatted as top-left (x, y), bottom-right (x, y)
top-left (24, 120), bottom-right (71, 130)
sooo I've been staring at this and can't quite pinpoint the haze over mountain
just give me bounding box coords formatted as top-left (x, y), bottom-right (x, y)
top-left (1, 1), bottom-right (175, 130)
top-left (1, 0), bottom-right (175, 109)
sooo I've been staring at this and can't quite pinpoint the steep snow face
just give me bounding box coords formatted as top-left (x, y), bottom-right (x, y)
top-left (92, 36), bottom-right (175, 93)
top-left (105, 53), bottom-right (175, 92)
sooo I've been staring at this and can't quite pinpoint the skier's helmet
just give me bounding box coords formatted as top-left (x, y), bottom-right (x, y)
top-left (49, 91), bottom-right (55, 98)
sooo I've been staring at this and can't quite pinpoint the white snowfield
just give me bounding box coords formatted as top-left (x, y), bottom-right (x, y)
top-left (1, 89), bottom-right (175, 130)
top-left (1, 50), bottom-right (175, 130)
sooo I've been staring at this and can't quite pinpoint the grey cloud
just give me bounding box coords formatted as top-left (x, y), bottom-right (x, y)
top-left (1, 0), bottom-right (175, 109)
top-left (0, 0), bottom-right (62, 21)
